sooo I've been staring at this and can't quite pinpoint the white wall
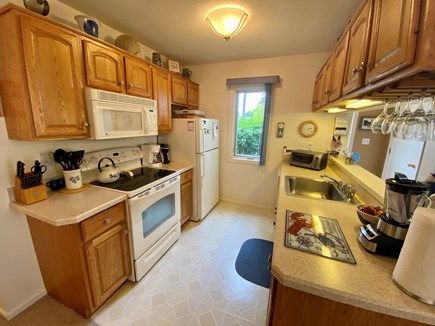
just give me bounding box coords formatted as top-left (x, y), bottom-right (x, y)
top-left (188, 54), bottom-right (350, 208)
top-left (0, 0), bottom-right (161, 319)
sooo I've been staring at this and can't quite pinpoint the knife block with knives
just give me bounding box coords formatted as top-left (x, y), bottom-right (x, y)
top-left (14, 160), bottom-right (47, 205)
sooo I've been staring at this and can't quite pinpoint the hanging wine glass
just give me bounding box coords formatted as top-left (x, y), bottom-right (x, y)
top-left (381, 98), bottom-right (401, 134)
top-left (403, 95), bottom-right (430, 141)
top-left (371, 100), bottom-right (389, 133)
top-left (392, 96), bottom-right (413, 139)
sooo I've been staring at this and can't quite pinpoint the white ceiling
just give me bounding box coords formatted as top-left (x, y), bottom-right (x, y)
top-left (58, 0), bottom-right (362, 66)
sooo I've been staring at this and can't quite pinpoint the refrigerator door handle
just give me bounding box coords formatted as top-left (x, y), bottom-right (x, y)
top-left (200, 127), bottom-right (205, 153)
top-left (200, 153), bottom-right (205, 177)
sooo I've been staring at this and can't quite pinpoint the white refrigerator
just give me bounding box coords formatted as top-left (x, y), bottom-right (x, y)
top-left (159, 118), bottom-right (219, 221)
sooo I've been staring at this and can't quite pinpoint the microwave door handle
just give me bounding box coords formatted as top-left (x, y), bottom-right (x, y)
top-left (143, 108), bottom-right (148, 134)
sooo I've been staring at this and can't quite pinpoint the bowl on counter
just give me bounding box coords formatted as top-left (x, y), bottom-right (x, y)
top-left (356, 204), bottom-right (383, 225)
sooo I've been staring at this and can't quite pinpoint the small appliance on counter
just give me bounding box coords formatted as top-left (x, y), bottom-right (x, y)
top-left (358, 173), bottom-right (432, 257)
top-left (141, 144), bottom-right (162, 165)
top-left (159, 143), bottom-right (170, 164)
top-left (392, 207), bottom-right (435, 305)
top-left (289, 150), bottom-right (328, 171)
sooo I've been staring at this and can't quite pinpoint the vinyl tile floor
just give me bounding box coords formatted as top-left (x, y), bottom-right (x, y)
top-left (1, 202), bottom-right (275, 326)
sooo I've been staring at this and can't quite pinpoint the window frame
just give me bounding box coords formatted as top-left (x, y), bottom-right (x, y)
top-left (228, 84), bottom-right (271, 165)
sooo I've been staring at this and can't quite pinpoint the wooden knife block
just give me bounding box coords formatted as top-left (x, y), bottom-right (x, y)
top-left (14, 176), bottom-right (47, 205)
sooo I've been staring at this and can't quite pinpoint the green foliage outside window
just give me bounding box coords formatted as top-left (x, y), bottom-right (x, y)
top-left (235, 95), bottom-right (265, 157)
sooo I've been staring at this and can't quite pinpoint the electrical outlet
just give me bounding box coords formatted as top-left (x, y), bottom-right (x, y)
top-left (362, 138), bottom-right (370, 145)
top-left (300, 142), bottom-right (313, 150)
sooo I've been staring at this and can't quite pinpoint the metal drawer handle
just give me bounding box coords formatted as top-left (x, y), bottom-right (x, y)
top-left (128, 83), bottom-right (134, 88)
top-left (351, 67), bottom-right (358, 75)
top-left (104, 218), bottom-right (111, 224)
top-left (119, 81), bottom-right (125, 86)
top-left (123, 229), bottom-right (128, 235)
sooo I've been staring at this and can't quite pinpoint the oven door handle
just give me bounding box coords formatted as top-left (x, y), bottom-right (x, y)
top-left (129, 177), bottom-right (179, 206)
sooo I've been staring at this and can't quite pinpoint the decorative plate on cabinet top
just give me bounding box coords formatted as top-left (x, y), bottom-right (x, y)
top-left (114, 35), bottom-right (140, 55)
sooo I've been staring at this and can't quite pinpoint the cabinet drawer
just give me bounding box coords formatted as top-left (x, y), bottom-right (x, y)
top-left (81, 202), bottom-right (126, 242)
top-left (180, 169), bottom-right (193, 184)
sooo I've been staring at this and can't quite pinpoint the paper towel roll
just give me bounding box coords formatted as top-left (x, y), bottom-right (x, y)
top-left (392, 207), bottom-right (435, 304)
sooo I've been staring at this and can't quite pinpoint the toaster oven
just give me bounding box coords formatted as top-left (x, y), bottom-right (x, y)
top-left (289, 150), bottom-right (328, 170)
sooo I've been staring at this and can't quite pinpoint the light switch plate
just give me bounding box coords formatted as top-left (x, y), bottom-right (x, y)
top-left (300, 142), bottom-right (313, 150)
top-left (362, 138), bottom-right (370, 145)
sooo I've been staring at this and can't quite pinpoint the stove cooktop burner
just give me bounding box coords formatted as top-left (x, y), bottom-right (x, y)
top-left (90, 167), bottom-right (175, 192)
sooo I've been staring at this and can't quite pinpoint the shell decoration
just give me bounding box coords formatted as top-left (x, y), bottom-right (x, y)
top-left (114, 34), bottom-right (140, 55)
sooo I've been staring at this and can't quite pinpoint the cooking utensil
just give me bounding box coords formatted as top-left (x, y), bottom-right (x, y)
top-left (53, 149), bottom-right (69, 170)
top-left (97, 157), bottom-right (120, 183)
top-left (69, 150), bottom-right (85, 170)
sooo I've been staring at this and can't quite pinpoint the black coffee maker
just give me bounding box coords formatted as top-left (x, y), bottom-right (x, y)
top-left (159, 144), bottom-right (170, 164)
top-left (358, 173), bottom-right (431, 257)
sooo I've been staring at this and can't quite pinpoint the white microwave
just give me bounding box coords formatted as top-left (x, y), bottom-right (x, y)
top-left (85, 88), bottom-right (158, 140)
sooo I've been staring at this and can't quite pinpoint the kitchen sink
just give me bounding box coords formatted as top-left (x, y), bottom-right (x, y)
top-left (284, 176), bottom-right (356, 203)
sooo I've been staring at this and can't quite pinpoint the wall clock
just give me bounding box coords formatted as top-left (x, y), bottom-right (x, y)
top-left (298, 120), bottom-right (318, 137)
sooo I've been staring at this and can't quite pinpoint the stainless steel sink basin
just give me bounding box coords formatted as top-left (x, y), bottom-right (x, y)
top-left (284, 176), bottom-right (348, 202)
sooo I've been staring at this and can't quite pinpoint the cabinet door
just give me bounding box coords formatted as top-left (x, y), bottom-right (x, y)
top-left (152, 67), bottom-right (172, 132)
top-left (342, 0), bottom-right (373, 95)
top-left (125, 57), bottom-right (152, 98)
top-left (365, 0), bottom-right (421, 84)
top-left (329, 32), bottom-right (350, 102)
top-left (187, 82), bottom-right (199, 108)
top-left (320, 56), bottom-right (334, 106)
top-left (83, 40), bottom-right (125, 93)
top-left (171, 75), bottom-right (188, 106)
top-left (181, 180), bottom-right (193, 225)
top-left (21, 17), bottom-right (89, 139)
top-left (311, 73), bottom-right (323, 110)
top-left (85, 222), bottom-right (131, 307)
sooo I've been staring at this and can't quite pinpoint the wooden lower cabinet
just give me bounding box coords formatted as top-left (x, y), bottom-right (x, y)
top-left (267, 276), bottom-right (428, 326)
top-left (180, 169), bottom-right (193, 226)
top-left (26, 202), bottom-right (131, 318)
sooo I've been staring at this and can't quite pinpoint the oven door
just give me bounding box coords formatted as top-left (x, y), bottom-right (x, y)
top-left (128, 176), bottom-right (180, 260)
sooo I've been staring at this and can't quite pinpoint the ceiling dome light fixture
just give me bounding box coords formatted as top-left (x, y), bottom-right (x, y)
top-left (205, 5), bottom-right (249, 41)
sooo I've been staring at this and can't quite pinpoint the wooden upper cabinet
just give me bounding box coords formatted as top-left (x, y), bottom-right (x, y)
top-left (312, 71), bottom-right (324, 110)
top-left (365, 0), bottom-right (421, 84)
top-left (83, 40), bottom-right (125, 93)
top-left (152, 67), bottom-right (172, 132)
top-left (171, 74), bottom-right (188, 106)
top-left (124, 56), bottom-right (152, 98)
top-left (171, 74), bottom-right (200, 108)
top-left (188, 82), bottom-right (199, 108)
top-left (0, 13), bottom-right (89, 140)
top-left (320, 55), bottom-right (334, 106)
top-left (342, 0), bottom-right (373, 95)
top-left (329, 32), bottom-right (350, 101)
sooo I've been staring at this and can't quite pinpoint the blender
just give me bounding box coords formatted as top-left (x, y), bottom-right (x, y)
top-left (358, 173), bottom-right (432, 257)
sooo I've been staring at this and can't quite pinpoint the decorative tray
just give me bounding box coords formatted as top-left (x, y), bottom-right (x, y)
top-left (284, 210), bottom-right (356, 264)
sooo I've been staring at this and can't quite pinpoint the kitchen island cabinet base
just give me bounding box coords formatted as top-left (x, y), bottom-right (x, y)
top-left (267, 277), bottom-right (429, 326)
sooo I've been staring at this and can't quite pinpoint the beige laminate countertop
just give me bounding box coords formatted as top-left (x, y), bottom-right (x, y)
top-left (9, 162), bottom-right (193, 226)
top-left (272, 163), bottom-right (435, 325)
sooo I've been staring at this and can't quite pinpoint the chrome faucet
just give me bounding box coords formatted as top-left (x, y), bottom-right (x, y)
top-left (320, 174), bottom-right (356, 202)
top-left (320, 174), bottom-right (343, 189)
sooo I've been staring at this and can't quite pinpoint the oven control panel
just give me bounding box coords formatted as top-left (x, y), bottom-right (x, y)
top-left (81, 146), bottom-right (143, 171)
